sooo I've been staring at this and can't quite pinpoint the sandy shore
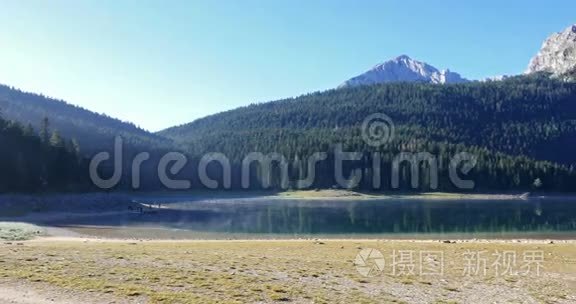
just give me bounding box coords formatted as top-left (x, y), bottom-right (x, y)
top-left (0, 279), bottom-right (129, 304)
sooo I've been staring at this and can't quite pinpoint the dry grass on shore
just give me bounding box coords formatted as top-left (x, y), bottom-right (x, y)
top-left (0, 239), bottom-right (574, 303)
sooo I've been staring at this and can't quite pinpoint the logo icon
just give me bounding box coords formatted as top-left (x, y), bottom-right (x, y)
top-left (361, 113), bottom-right (395, 147)
top-left (354, 248), bottom-right (386, 277)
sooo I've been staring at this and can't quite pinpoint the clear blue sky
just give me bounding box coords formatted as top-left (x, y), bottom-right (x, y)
top-left (0, 1), bottom-right (574, 131)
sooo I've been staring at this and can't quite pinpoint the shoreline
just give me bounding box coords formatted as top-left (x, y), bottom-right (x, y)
top-left (48, 224), bottom-right (576, 241)
top-left (272, 190), bottom-right (533, 200)
top-left (0, 190), bottom-right (544, 220)
top-left (29, 235), bottom-right (576, 244)
top-left (0, 190), bottom-right (553, 202)
top-left (4, 220), bottom-right (575, 243)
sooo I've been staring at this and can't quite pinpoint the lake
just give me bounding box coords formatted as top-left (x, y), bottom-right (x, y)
top-left (49, 195), bottom-right (576, 240)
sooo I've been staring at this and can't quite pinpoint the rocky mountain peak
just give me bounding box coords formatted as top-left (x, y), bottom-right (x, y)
top-left (339, 55), bottom-right (468, 88)
top-left (526, 24), bottom-right (576, 76)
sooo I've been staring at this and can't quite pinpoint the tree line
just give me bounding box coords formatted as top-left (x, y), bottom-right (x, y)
top-left (0, 114), bottom-right (92, 192)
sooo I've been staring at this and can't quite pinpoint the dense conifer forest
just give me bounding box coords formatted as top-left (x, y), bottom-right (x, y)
top-left (2, 74), bottom-right (576, 192)
top-left (0, 115), bottom-right (90, 192)
top-left (161, 74), bottom-right (576, 192)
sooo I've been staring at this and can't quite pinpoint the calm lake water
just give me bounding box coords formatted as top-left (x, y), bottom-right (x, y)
top-left (52, 196), bottom-right (576, 239)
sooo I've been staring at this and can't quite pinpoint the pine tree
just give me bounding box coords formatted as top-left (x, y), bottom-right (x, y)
top-left (40, 117), bottom-right (50, 144)
top-left (50, 131), bottom-right (64, 148)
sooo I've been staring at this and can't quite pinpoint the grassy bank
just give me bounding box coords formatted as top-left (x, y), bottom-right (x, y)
top-left (0, 239), bottom-right (574, 303)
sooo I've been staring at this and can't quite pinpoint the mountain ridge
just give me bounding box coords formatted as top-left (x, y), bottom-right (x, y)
top-left (0, 83), bottom-right (174, 155)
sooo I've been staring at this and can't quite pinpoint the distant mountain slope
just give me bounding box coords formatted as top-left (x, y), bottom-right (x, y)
top-left (0, 84), bottom-right (174, 155)
top-left (160, 75), bottom-right (576, 166)
top-left (158, 75), bottom-right (576, 191)
top-left (339, 55), bottom-right (469, 88)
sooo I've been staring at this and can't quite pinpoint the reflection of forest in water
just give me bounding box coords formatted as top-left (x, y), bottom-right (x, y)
top-left (53, 198), bottom-right (576, 236)
top-left (165, 198), bottom-right (576, 235)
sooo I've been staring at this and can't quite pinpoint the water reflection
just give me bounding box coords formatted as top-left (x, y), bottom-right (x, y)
top-left (56, 197), bottom-right (576, 238)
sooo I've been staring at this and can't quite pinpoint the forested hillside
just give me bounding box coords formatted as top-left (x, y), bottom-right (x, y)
top-left (160, 75), bottom-right (576, 192)
top-left (0, 83), bottom-right (191, 192)
top-left (0, 115), bottom-right (90, 192)
top-left (3, 74), bottom-right (576, 193)
top-left (0, 84), bottom-right (174, 156)
top-left (161, 74), bottom-right (576, 164)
